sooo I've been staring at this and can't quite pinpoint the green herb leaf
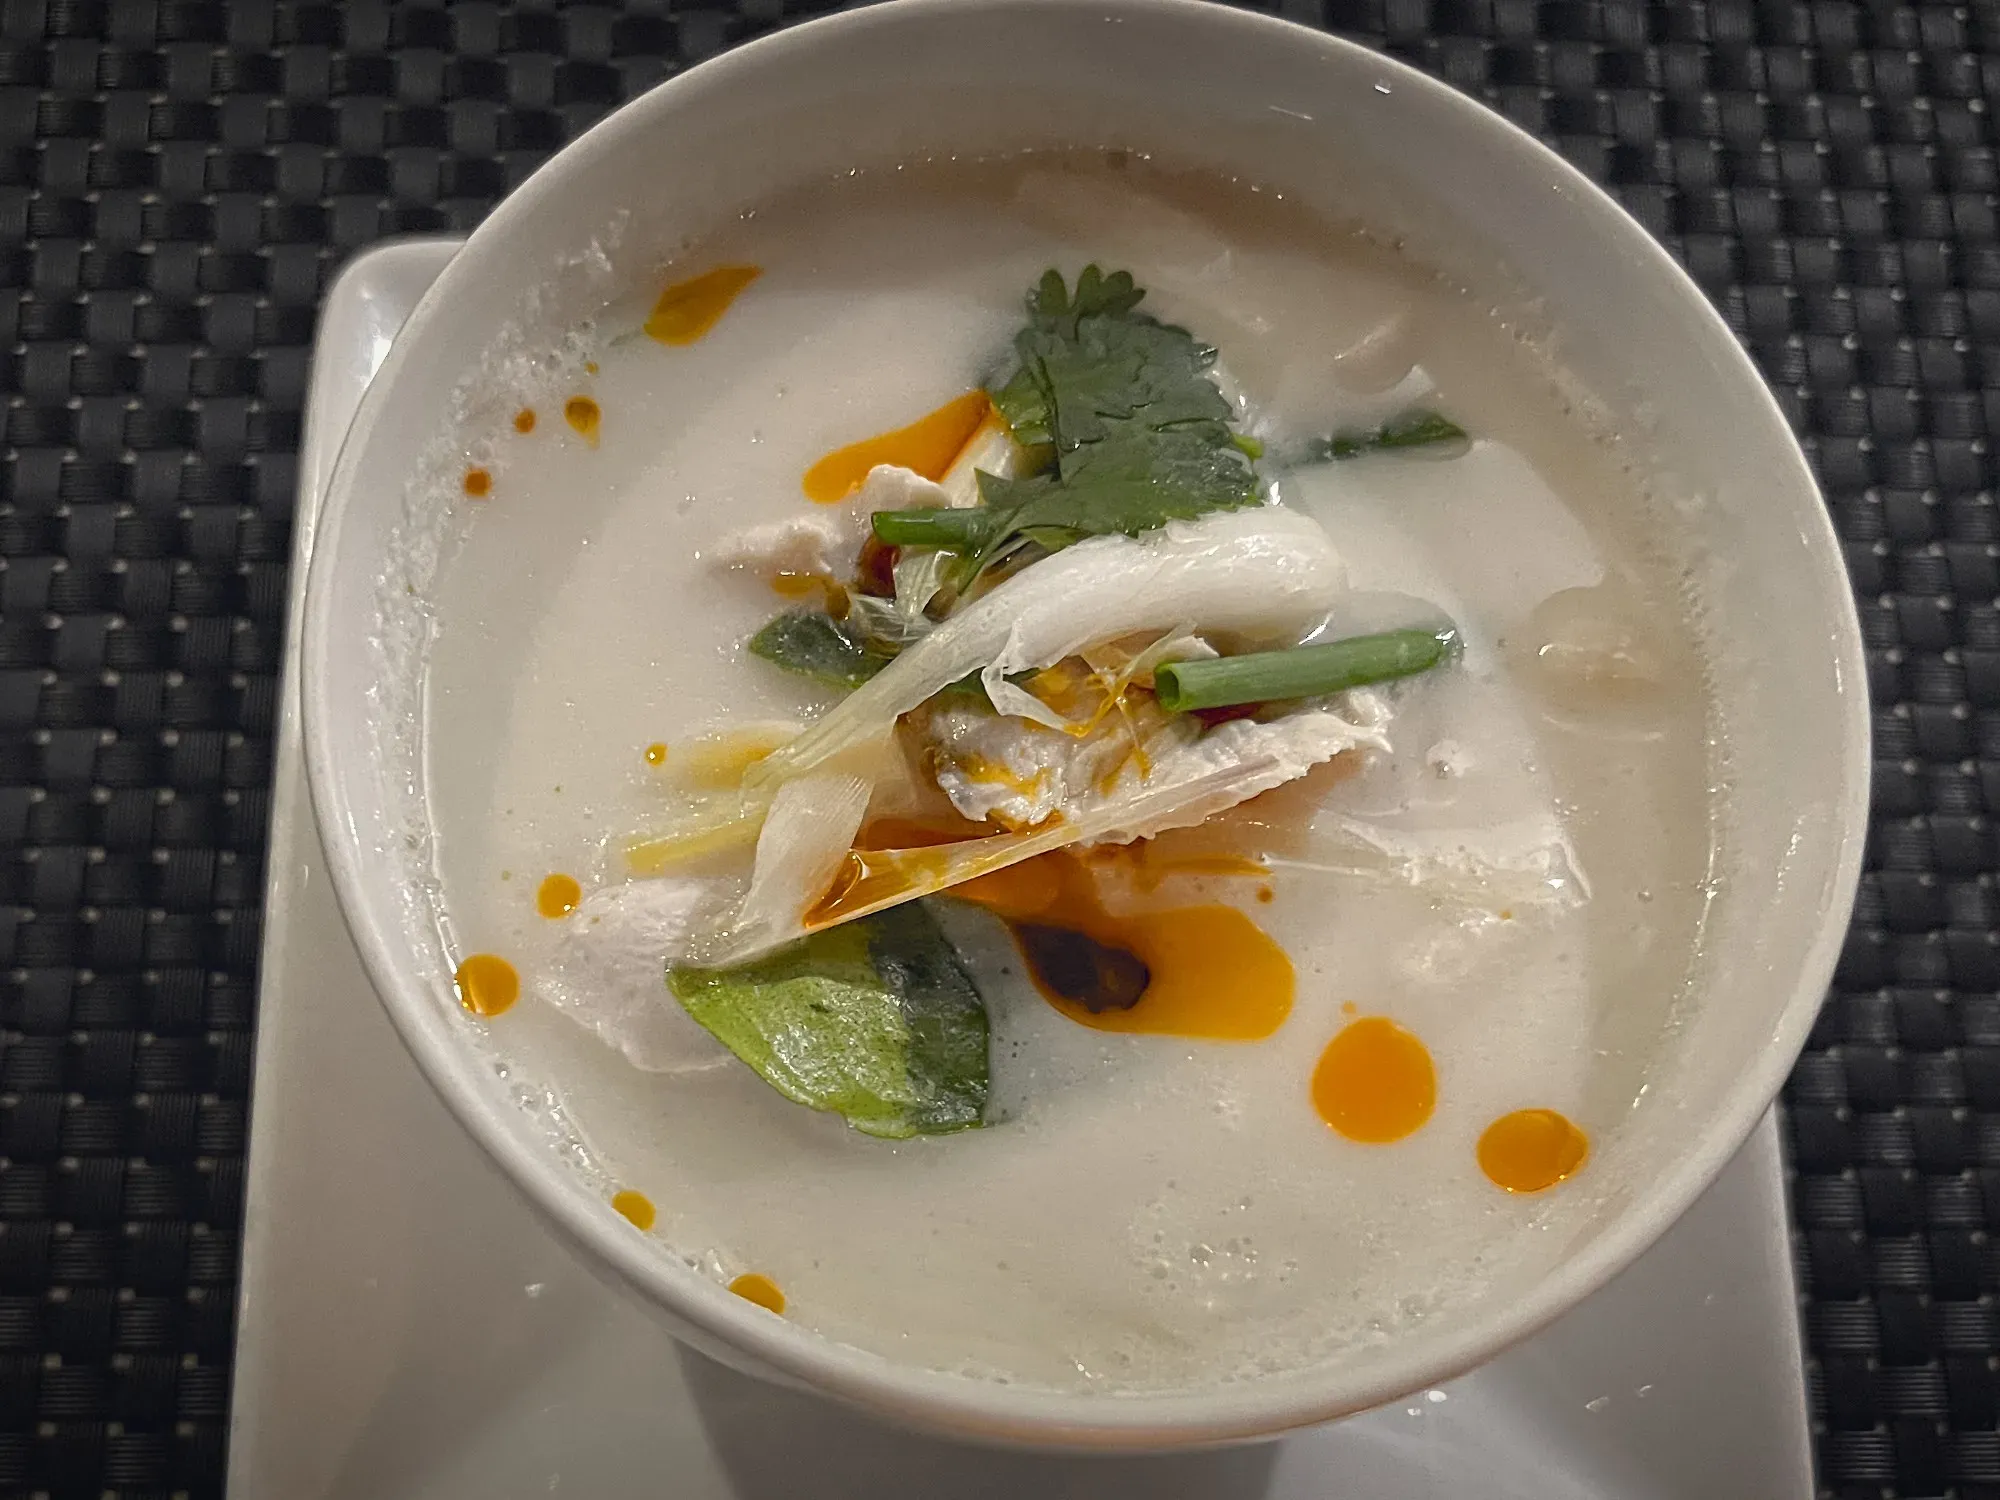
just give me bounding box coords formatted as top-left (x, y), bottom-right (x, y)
top-left (979, 419), bottom-right (1260, 531)
top-left (668, 902), bottom-right (988, 1138)
top-left (747, 610), bottom-right (892, 691)
top-left (991, 267), bottom-right (1151, 447)
top-left (1314, 409), bottom-right (1468, 461)
top-left (887, 266), bottom-right (1258, 578)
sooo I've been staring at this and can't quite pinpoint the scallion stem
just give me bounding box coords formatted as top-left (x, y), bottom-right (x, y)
top-left (871, 509), bottom-right (989, 550)
top-left (1153, 629), bottom-right (1455, 713)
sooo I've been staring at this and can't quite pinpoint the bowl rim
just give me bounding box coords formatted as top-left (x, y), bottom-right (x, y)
top-left (300, 0), bottom-right (1869, 1447)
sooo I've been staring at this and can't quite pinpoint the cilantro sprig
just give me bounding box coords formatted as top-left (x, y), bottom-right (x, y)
top-left (869, 267), bottom-right (1259, 572)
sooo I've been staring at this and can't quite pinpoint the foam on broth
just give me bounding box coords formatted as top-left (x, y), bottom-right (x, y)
top-left (420, 155), bottom-right (1716, 1391)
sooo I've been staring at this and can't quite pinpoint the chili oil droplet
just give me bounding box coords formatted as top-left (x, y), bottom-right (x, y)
top-left (454, 953), bottom-right (518, 1017)
top-left (611, 1190), bottom-right (655, 1230)
top-left (536, 873), bottom-right (581, 919)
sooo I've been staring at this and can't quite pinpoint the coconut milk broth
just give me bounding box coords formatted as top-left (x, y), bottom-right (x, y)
top-left (420, 155), bottom-right (1715, 1390)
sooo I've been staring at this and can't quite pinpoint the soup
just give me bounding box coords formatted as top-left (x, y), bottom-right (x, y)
top-left (420, 155), bottom-right (1715, 1391)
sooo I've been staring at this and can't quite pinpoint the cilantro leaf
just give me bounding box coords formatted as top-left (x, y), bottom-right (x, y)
top-left (973, 421), bottom-right (1260, 538)
top-left (993, 267), bottom-right (1150, 449)
top-left (876, 266), bottom-right (1258, 572)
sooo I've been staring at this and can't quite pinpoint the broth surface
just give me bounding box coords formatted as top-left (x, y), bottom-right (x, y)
top-left (421, 156), bottom-right (1716, 1390)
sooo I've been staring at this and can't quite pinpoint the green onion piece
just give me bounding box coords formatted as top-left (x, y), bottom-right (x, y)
top-left (1319, 410), bottom-right (1468, 460)
top-left (1153, 629), bottom-right (1456, 713)
top-left (1374, 410), bottom-right (1467, 450)
top-left (871, 509), bottom-right (991, 550)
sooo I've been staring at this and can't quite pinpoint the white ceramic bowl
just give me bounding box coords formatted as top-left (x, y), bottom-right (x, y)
top-left (302, 0), bottom-right (1868, 1450)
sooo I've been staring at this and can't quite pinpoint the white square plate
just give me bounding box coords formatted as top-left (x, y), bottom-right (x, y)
top-left (224, 238), bottom-right (1815, 1500)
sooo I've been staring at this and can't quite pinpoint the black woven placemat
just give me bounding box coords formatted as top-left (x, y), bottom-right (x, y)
top-left (0, 0), bottom-right (1975, 1493)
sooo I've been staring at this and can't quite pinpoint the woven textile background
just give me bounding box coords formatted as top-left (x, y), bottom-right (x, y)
top-left (0, 0), bottom-right (1979, 1493)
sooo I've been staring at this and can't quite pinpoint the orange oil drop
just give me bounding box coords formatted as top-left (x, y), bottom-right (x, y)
top-left (564, 395), bottom-right (601, 446)
top-left (513, 408), bottom-right (536, 434)
top-left (952, 851), bottom-right (1292, 1040)
top-left (729, 1273), bottom-right (786, 1314)
top-left (611, 1190), bottom-right (655, 1230)
top-left (454, 952), bottom-right (518, 1018)
top-left (462, 466), bottom-right (492, 499)
top-left (804, 845), bottom-right (956, 928)
top-left (645, 264), bottom-right (762, 346)
top-left (644, 741), bottom-right (669, 767)
top-left (1312, 1016), bottom-right (1435, 1143)
top-left (536, 873), bottom-right (581, 919)
top-left (1478, 1109), bottom-right (1590, 1193)
top-left (803, 390), bottom-right (992, 504)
